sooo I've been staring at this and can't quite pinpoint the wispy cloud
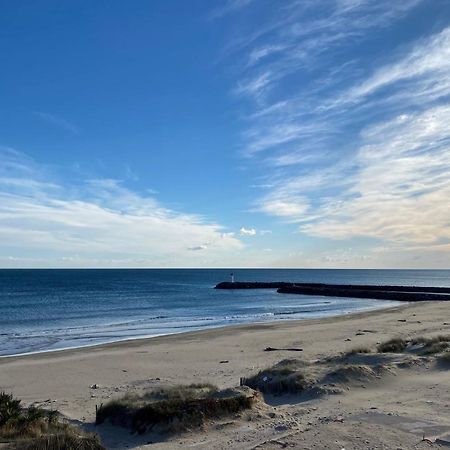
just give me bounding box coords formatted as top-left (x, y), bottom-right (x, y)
top-left (208, 0), bottom-right (254, 20)
top-left (0, 149), bottom-right (243, 267)
top-left (34, 111), bottom-right (80, 134)
top-left (216, 0), bottom-right (450, 261)
top-left (300, 106), bottom-right (450, 246)
top-left (229, 0), bottom-right (423, 101)
top-left (330, 26), bottom-right (450, 109)
top-left (255, 192), bottom-right (310, 219)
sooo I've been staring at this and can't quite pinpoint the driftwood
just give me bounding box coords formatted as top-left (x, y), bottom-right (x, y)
top-left (264, 347), bottom-right (303, 352)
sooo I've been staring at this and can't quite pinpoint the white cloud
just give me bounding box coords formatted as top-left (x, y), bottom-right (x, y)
top-left (218, 0), bottom-right (450, 262)
top-left (208, 0), bottom-right (254, 20)
top-left (0, 150), bottom-right (243, 267)
top-left (300, 106), bottom-right (450, 246)
top-left (239, 227), bottom-right (256, 236)
top-left (256, 193), bottom-right (309, 219)
top-left (235, 71), bottom-right (273, 99)
top-left (229, 0), bottom-right (423, 102)
top-left (330, 27), bottom-right (450, 109)
top-left (243, 122), bottom-right (330, 156)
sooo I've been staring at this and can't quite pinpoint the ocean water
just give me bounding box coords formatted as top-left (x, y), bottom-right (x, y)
top-left (1, 269), bottom-right (449, 357)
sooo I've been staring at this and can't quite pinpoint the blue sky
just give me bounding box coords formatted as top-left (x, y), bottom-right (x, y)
top-left (1, 0), bottom-right (450, 268)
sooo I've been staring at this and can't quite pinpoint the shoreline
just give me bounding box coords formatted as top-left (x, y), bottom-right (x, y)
top-left (2, 299), bottom-right (450, 449)
top-left (0, 300), bottom-right (407, 360)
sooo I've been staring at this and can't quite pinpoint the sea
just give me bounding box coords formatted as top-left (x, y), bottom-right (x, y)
top-left (1, 269), bottom-right (449, 357)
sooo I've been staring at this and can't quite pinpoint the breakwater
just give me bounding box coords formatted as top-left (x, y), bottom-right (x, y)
top-left (215, 282), bottom-right (293, 289)
top-left (215, 282), bottom-right (450, 301)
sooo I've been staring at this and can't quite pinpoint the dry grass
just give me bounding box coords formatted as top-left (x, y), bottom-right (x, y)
top-left (420, 341), bottom-right (449, 355)
top-left (142, 383), bottom-right (217, 403)
top-left (95, 383), bottom-right (256, 434)
top-left (242, 359), bottom-right (311, 395)
top-left (0, 392), bottom-right (103, 449)
top-left (409, 335), bottom-right (450, 355)
top-left (411, 335), bottom-right (450, 345)
top-left (376, 335), bottom-right (450, 355)
top-left (377, 338), bottom-right (407, 353)
top-left (15, 427), bottom-right (104, 450)
top-left (343, 346), bottom-right (372, 357)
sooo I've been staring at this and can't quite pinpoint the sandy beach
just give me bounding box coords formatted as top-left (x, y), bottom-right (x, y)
top-left (1, 301), bottom-right (450, 449)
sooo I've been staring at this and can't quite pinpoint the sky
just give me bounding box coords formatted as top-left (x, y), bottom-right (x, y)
top-left (1, 0), bottom-right (450, 269)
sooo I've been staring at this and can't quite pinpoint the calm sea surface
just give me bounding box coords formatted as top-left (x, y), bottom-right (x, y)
top-left (1, 269), bottom-right (449, 356)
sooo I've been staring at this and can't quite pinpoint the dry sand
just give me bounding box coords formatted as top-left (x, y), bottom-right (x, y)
top-left (1, 301), bottom-right (450, 449)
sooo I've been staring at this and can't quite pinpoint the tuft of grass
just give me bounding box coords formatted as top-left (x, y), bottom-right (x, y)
top-left (241, 359), bottom-right (310, 395)
top-left (17, 427), bottom-right (105, 450)
top-left (420, 341), bottom-right (449, 355)
top-left (377, 338), bottom-right (407, 353)
top-left (411, 334), bottom-right (450, 345)
top-left (376, 335), bottom-right (450, 356)
top-left (96, 383), bottom-right (256, 434)
top-left (143, 383), bottom-right (217, 403)
top-left (343, 346), bottom-right (372, 357)
top-left (0, 391), bottom-right (104, 449)
top-left (409, 335), bottom-right (450, 355)
top-left (0, 392), bottom-right (22, 427)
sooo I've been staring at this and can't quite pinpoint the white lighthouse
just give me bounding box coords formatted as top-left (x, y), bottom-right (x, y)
top-left (230, 272), bottom-right (235, 283)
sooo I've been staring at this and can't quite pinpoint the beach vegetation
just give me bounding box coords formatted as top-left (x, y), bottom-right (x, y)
top-left (376, 335), bottom-right (450, 355)
top-left (241, 359), bottom-right (310, 395)
top-left (0, 391), bottom-right (104, 449)
top-left (95, 383), bottom-right (256, 434)
top-left (420, 341), bottom-right (449, 355)
top-left (377, 338), bottom-right (407, 353)
top-left (410, 335), bottom-right (450, 355)
top-left (411, 334), bottom-right (450, 345)
top-left (343, 346), bottom-right (372, 357)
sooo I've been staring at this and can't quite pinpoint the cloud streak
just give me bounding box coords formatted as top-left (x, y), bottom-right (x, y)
top-left (0, 149), bottom-right (243, 267)
top-left (34, 111), bottom-right (80, 134)
top-left (217, 0), bottom-right (450, 263)
top-left (301, 106), bottom-right (450, 246)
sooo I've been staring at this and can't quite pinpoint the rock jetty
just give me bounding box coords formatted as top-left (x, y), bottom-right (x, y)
top-left (214, 281), bottom-right (450, 301)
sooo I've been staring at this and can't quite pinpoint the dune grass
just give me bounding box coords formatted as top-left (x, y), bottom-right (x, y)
top-left (420, 341), bottom-right (449, 355)
top-left (0, 392), bottom-right (103, 450)
top-left (241, 359), bottom-right (310, 395)
top-left (343, 346), bottom-right (372, 357)
top-left (375, 334), bottom-right (450, 358)
top-left (410, 335), bottom-right (450, 355)
top-left (411, 334), bottom-right (450, 345)
top-left (377, 338), bottom-right (408, 353)
top-left (15, 427), bottom-right (105, 450)
top-left (95, 383), bottom-right (256, 434)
